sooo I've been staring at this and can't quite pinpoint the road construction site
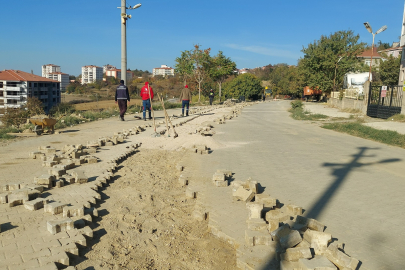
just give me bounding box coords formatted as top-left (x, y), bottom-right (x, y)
top-left (0, 100), bottom-right (404, 270)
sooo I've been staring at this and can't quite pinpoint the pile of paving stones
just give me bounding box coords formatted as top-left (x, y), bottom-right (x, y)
top-left (207, 170), bottom-right (360, 270)
top-left (0, 125), bottom-right (147, 269)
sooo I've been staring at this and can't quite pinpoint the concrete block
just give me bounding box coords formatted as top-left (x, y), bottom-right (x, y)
top-left (44, 147), bottom-right (56, 154)
top-left (48, 167), bottom-right (65, 177)
top-left (0, 192), bottom-right (8, 204)
top-left (298, 255), bottom-right (337, 270)
top-left (34, 174), bottom-right (55, 188)
top-left (8, 183), bottom-right (20, 190)
top-left (212, 172), bottom-right (225, 181)
top-left (245, 230), bottom-right (273, 247)
top-left (178, 175), bottom-right (188, 186)
top-left (24, 198), bottom-right (48, 211)
top-left (30, 151), bottom-right (44, 159)
top-left (255, 194), bottom-right (277, 208)
top-left (268, 219), bottom-right (280, 233)
top-left (280, 247), bottom-right (312, 262)
top-left (246, 202), bottom-right (263, 219)
top-left (47, 218), bottom-right (74, 234)
top-left (21, 184), bottom-right (44, 193)
top-left (265, 209), bottom-right (289, 223)
top-left (1, 184), bottom-right (8, 191)
top-left (247, 218), bottom-right (268, 231)
top-left (43, 161), bottom-right (57, 167)
top-left (215, 180), bottom-right (228, 187)
top-left (63, 205), bottom-right (84, 218)
top-left (280, 230), bottom-right (302, 249)
top-left (44, 202), bottom-right (67, 215)
top-left (270, 224), bottom-right (291, 242)
top-left (233, 186), bottom-right (255, 202)
top-left (303, 229), bottom-right (332, 254)
top-left (71, 170), bottom-right (88, 184)
top-left (280, 260), bottom-right (301, 270)
top-left (86, 156), bottom-right (98, 163)
top-left (8, 188), bottom-right (39, 206)
top-left (287, 204), bottom-right (303, 216)
top-left (84, 207), bottom-right (98, 217)
top-left (216, 169), bottom-right (232, 178)
top-left (244, 178), bottom-right (258, 194)
top-left (185, 187), bottom-right (196, 199)
top-left (325, 242), bottom-right (359, 270)
top-left (296, 215), bottom-right (325, 232)
top-left (79, 226), bottom-right (93, 238)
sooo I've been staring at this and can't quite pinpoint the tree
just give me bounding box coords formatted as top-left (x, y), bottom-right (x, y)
top-left (190, 45), bottom-right (211, 103)
top-left (379, 53), bottom-right (401, 86)
top-left (299, 30), bottom-right (366, 93)
top-left (175, 50), bottom-right (193, 86)
top-left (210, 51), bottom-right (237, 102)
top-left (223, 73), bottom-right (263, 100)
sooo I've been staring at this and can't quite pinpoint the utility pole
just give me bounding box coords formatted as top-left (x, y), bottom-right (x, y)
top-left (119, 1), bottom-right (141, 83)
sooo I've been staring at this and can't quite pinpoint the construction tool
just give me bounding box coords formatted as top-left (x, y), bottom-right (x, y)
top-left (157, 93), bottom-right (170, 135)
top-left (157, 93), bottom-right (178, 138)
top-left (148, 83), bottom-right (159, 137)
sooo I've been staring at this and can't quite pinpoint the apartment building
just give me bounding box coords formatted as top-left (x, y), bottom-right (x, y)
top-left (46, 72), bottom-right (69, 92)
top-left (81, 65), bottom-right (103, 84)
top-left (0, 70), bottom-right (61, 115)
top-left (42, 64), bottom-right (70, 92)
top-left (42, 64), bottom-right (61, 77)
top-left (105, 69), bottom-right (134, 82)
top-left (152, 65), bottom-right (175, 77)
top-left (103, 64), bottom-right (117, 73)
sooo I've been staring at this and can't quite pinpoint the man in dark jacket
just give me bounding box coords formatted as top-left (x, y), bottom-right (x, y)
top-left (140, 81), bottom-right (154, 120)
top-left (209, 89), bottom-right (214, 105)
top-left (115, 80), bottom-right (130, 121)
top-left (179, 85), bottom-right (192, 116)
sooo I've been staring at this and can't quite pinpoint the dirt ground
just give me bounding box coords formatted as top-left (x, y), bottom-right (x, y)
top-left (74, 149), bottom-right (236, 270)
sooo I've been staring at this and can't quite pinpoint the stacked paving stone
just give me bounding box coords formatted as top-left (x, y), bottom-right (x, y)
top-left (227, 177), bottom-right (359, 270)
top-left (0, 125), bottom-right (144, 268)
top-left (191, 144), bottom-right (210, 155)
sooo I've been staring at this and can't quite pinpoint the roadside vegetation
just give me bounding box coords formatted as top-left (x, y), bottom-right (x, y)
top-left (289, 100), bottom-right (328, 120)
top-left (322, 121), bottom-right (405, 149)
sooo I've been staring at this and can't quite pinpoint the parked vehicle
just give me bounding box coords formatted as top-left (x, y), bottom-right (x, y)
top-left (343, 72), bottom-right (371, 95)
top-left (303, 86), bottom-right (322, 101)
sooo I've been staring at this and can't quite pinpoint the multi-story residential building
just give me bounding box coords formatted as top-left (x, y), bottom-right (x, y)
top-left (357, 47), bottom-right (383, 69)
top-left (0, 70), bottom-right (61, 115)
top-left (81, 65), bottom-right (103, 84)
top-left (103, 64), bottom-right (117, 73)
top-left (42, 64), bottom-right (69, 92)
top-left (152, 65), bottom-right (175, 77)
top-left (46, 72), bottom-right (69, 92)
top-left (42, 64), bottom-right (61, 77)
top-left (105, 69), bottom-right (134, 82)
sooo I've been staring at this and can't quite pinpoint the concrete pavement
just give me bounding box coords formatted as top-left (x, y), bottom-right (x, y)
top-left (194, 101), bottom-right (405, 269)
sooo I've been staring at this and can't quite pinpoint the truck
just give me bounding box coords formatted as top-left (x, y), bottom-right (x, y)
top-left (343, 72), bottom-right (371, 95)
top-left (303, 86), bottom-right (322, 101)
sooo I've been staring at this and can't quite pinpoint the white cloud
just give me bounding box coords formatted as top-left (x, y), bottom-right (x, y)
top-left (224, 43), bottom-right (301, 59)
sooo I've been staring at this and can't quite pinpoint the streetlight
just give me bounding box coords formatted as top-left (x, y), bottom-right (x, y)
top-left (333, 56), bottom-right (344, 92)
top-left (363, 22), bottom-right (387, 82)
top-left (119, 1), bottom-right (141, 83)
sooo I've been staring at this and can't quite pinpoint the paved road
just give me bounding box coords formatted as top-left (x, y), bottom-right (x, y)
top-left (200, 101), bottom-right (405, 269)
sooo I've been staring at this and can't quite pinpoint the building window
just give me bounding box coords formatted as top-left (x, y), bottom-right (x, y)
top-left (0, 82), bottom-right (3, 88)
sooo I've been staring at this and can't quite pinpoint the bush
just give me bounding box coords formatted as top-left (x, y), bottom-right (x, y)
top-left (290, 100), bottom-right (303, 109)
top-left (49, 103), bottom-right (76, 117)
top-left (191, 95), bottom-right (207, 104)
top-left (0, 126), bottom-right (19, 139)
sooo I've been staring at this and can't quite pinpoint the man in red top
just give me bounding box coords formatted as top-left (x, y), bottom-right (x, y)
top-left (140, 82), bottom-right (154, 120)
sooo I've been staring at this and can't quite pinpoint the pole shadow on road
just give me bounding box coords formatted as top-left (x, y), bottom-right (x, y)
top-left (260, 146), bottom-right (401, 270)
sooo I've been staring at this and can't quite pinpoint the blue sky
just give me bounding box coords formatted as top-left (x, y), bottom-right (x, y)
top-left (0, 0), bottom-right (404, 76)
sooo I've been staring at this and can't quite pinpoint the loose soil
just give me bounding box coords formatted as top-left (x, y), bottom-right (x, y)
top-left (74, 149), bottom-right (236, 270)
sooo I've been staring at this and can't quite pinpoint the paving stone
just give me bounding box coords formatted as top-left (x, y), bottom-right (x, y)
top-left (34, 174), bottom-right (55, 188)
top-left (303, 229), bottom-right (332, 254)
top-left (84, 207), bottom-right (98, 217)
top-left (246, 202), bottom-right (263, 219)
top-left (296, 215), bottom-right (325, 232)
top-left (255, 194), bottom-right (277, 208)
top-left (8, 188), bottom-right (40, 207)
top-left (281, 247), bottom-right (312, 262)
top-left (44, 202), bottom-right (67, 215)
top-left (38, 251), bottom-right (69, 266)
top-left (185, 187), bottom-right (196, 199)
top-left (325, 242), bottom-right (359, 270)
top-left (216, 169), bottom-right (232, 178)
top-left (178, 175), bottom-right (188, 186)
top-left (212, 172), bottom-right (225, 181)
top-left (246, 218), bottom-right (267, 231)
top-left (8, 183), bottom-right (20, 191)
top-left (24, 198), bottom-right (48, 211)
top-left (214, 180), bottom-right (228, 187)
top-left (21, 247), bottom-right (50, 262)
top-left (245, 230), bottom-right (274, 247)
top-left (176, 164), bottom-right (184, 171)
top-left (286, 204), bottom-right (303, 216)
top-left (47, 168), bottom-right (65, 177)
top-left (71, 170), bottom-right (88, 184)
top-left (270, 224), bottom-right (291, 242)
top-left (0, 192), bottom-right (8, 204)
top-left (280, 260), bottom-right (300, 270)
top-left (298, 255), bottom-right (337, 270)
top-left (233, 186), bottom-right (255, 202)
top-left (0, 184), bottom-right (8, 192)
top-left (279, 230), bottom-right (302, 249)
top-left (265, 208), bottom-right (289, 223)
top-left (63, 205), bottom-right (84, 218)
top-left (47, 218), bottom-right (74, 235)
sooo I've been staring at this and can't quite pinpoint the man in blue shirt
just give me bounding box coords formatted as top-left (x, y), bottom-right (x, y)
top-left (115, 80), bottom-right (130, 121)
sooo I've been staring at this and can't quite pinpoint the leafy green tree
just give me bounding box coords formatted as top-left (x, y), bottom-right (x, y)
top-left (210, 51), bottom-right (237, 102)
top-left (299, 30), bottom-right (366, 93)
top-left (175, 50), bottom-right (193, 86)
top-left (379, 53), bottom-right (401, 85)
top-left (190, 45), bottom-right (212, 103)
top-left (223, 73), bottom-right (263, 100)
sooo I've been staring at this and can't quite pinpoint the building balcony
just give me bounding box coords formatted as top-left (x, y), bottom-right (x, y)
top-left (4, 86), bottom-right (23, 91)
top-left (40, 95), bottom-right (49, 99)
top-left (5, 96), bottom-right (22, 100)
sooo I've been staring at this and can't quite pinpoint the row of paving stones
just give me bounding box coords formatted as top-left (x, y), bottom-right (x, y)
top-left (0, 123), bottom-right (148, 269)
top-left (0, 104), bottom-right (234, 269)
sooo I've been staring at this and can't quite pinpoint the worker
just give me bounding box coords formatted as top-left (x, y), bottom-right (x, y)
top-left (140, 81), bottom-right (154, 121)
top-left (209, 89), bottom-right (214, 105)
top-left (115, 80), bottom-right (130, 121)
top-left (179, 84), bottom-right (192, 116)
